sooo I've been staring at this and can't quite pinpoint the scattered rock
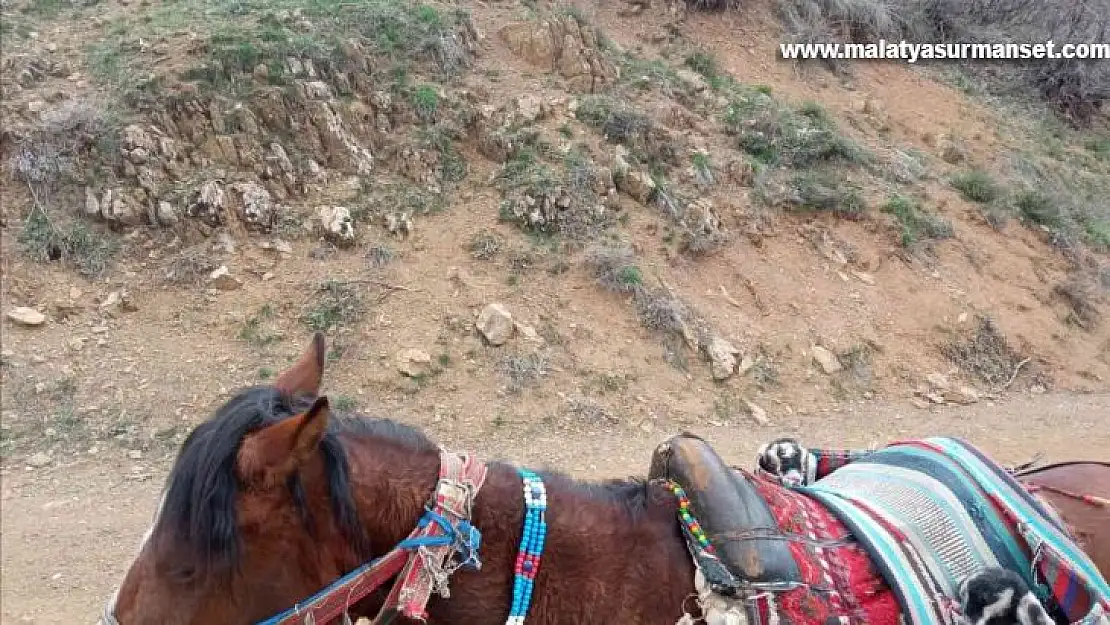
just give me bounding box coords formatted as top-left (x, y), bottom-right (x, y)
top-left (315, 206), bottom-right (356, 245)
top-left (6, 307), bottom-right (46, 327)
top-left (851, 270), bottom-right (876, 286)
top-left (312, 101), bottom-right (374, 175)
top-left (99, 289), bottom-right (138, 313)
top-left (925, 372), bottom-right (950, 391)
top-left (738, 354), bottom-right (756, 376)
top-left (154, 201), bottom-right (178, 227)
top-left (208, 266), bottom-right (243, 291)
top-left (230, 181), bottom-right (278, 231)
top-left (83, 187), bottom-right (100, 219)
top-left (121, 124), bottom-right (158, 165)
top-left (924, 392), bottom-right (946, 405)
top-left (946, 386), bottom-right (980, 405)
top-left (214, 231), bottom-right (237, 255)
top-left (743, 399), bottom-right (769, 426)
top-left (476, 303), bottom-right (514, 346)
top-left (705, 336), bottom-right (740, 381)
top-left (186, 180), bottom-right (226, 226)
top-left (514, 94), bottom-right (546, 123)
top-left (309, 243), bottom-right (336, 260)
top-left (26, 452), bottom-right (51, 468)
top-left (301, 80), bottom-right (332, 101)
top-left (98, 188), bottom-right (146, 226)
top-left (515, 321), bottom-right (544, 344)
top-left (396, 349), bottom-right (433, 377)
top-left (811, 346), bottom-right (843, 375)
top-left (616, 170), bottom-right (656, 204)
top-left (675, 68), bottom-right (709, 92)
top-left (386, 212), bottom-right (414, 239)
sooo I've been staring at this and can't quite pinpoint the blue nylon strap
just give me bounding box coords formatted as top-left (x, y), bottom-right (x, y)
top-left (252, 451), bottom-right (490, 625)
top-left (255, 549), bottom-right (403, 625)
top-left (396, 509), bottom-right (460, 550)
top-left (256, 509), bottom-right (467, 625)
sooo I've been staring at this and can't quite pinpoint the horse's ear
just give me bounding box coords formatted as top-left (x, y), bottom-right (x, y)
top-left (238, 396), bottom-right (330, 487)
top-left (274, 332), bottom-right (326, 398)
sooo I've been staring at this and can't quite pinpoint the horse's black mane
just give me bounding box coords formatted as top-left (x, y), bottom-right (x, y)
top-left (158, 385), bottom-right (435, 573)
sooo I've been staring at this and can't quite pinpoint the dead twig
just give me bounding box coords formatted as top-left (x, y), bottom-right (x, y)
top-left (740, 276), bottom-right (769, 316)
top-left (999, 357), bottom-right (1032, 391)
top-left (350, 279), bottom-right (418, 292)
top-left (719, 285), bottom-right (743, 309)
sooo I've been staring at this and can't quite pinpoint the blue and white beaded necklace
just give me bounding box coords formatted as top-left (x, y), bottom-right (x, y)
top-left (505, 469), bottom-right (547, 625)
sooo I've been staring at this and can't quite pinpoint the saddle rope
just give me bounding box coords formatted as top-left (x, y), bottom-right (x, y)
top-left (1022, 482), bottom-right (1110, 509)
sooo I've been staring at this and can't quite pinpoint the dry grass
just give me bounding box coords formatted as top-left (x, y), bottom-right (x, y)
top-left (468, 229), bottom-right (504, 260)
top-left (1054, 277), bottom-right (1102, 330)
top-left (586, 243), bottom-right (644, 294)
top-left (162, 247), bottom-right (221, 285)
top-left (301, 280), bottom-right (364, 332)
top-left (499, 351), bottom-right (550, 393)
top-left (941, 316), bottom-right (1026, 388)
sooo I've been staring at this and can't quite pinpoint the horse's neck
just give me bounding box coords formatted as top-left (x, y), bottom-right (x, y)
top-left (455, 465), bottom-right (697, 624)
top-left (346, 436), bottom-right (442, 548)
top-left (340, 439), bottom-right (696, 624)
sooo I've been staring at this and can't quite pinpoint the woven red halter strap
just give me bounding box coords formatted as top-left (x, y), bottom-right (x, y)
top-left (1022, 482), bottom-right (1110, 508)
top-left (256, 449), bottom-right (488, 625)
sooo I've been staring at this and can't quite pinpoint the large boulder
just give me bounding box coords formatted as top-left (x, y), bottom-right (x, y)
top-left (476, 303), bottom-right (514, 346)
top-left (498, 15), bottom-right (618, 93)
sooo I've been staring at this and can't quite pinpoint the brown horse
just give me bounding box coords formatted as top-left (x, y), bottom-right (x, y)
top-left (105, 333), bottom-right (1110, 625)
top-left (1017, 462), bottom-right (1110, 580)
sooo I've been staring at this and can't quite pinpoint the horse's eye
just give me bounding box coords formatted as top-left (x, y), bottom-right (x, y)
top-left (158, 561), bottom-right (198, 585)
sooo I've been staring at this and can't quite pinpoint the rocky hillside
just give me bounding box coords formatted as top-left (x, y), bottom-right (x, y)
top-left (1, 0), bottom-right (1108, 464)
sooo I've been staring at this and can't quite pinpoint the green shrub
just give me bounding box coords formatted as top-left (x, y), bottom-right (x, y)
top-left (951, 170), bottom-right (999, 203)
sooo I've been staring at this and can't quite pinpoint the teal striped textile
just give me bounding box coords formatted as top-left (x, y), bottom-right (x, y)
top-left (796, 437), bottom-right (1110, 625)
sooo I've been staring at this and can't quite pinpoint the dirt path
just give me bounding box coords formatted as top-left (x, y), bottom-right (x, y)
top-left (2, 391), bottom-right (1107, 624)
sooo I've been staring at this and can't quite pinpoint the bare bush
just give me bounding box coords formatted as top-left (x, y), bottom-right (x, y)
top-left (1054, 277), bottom-right (1102, 330)
top-left (7, 99), bottom-right (118, 198)
top-left (163, 247), bottom-right (220, 285)
top-left (499, 352), bottom-right (550, 392)
top-left (7, 99), bottom-right (121, 276)
top-left (634, 288), bottom-right (693, 336)
top-left (586, 243), bottom-right (644, 294)
top-left (688, 0), bottom-right (744, 10)
top-left (941, 316), bottom-right (1026, 388)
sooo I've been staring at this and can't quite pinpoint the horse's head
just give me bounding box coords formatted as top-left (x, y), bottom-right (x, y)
top-left (106, 333), bottom-right (371, 625)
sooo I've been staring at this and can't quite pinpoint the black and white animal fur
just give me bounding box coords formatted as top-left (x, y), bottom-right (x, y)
top-left (756, 437), bottom-right (813, 487)
top-left (958, 567), bottom-right (1055, 625)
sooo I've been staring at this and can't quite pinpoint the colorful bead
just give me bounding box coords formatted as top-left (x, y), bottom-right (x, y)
top-left (505, 470), bottom-right (547, 625)
top-left (667, 480), bottom-right (716, 554)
